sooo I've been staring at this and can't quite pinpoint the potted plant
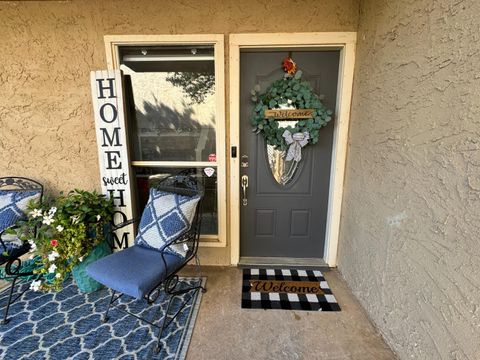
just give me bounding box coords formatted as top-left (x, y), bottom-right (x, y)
top-left (17, 189), bottom-right (114, 292)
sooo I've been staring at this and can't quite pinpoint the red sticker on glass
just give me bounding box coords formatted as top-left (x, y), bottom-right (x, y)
top-left (208, 153), bottom-right (217, 162)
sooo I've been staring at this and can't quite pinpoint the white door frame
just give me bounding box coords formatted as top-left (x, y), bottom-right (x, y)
top-left (229, 32), bottom-right (356, 266)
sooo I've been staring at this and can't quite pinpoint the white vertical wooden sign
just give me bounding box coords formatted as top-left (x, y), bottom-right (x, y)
top-left (90, 70), bottom-right (134, 249)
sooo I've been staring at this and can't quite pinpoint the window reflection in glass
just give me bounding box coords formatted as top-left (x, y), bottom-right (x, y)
top-left (120, 46), bottom-right (216, 162)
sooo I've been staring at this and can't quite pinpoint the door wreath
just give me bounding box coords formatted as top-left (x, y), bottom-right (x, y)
top-left (250, 57), bottom-right (333, 162)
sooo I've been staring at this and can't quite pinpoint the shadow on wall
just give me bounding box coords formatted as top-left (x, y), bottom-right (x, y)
top-left (128, 96), bottom-right (215, 162)
top-left (137, 96), bottom-right (200, 132)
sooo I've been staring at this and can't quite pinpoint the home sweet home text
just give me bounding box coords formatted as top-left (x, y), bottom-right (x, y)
top-left (90, 70), bottom-right (134, 249)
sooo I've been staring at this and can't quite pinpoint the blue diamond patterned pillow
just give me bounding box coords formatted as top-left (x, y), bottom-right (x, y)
top-left (0, 190), bottom-right (41, 233)
top-left (135, 189), bottom-right (200, 258)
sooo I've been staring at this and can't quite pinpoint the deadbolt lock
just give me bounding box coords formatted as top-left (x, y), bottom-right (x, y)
top-left (241, 155), bottom-right (249, 168)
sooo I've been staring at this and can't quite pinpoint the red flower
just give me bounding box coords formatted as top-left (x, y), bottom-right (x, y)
top-left (282, 57), bottom-right (297, 75)
top-left (50, 239), bottom-right (58, 247)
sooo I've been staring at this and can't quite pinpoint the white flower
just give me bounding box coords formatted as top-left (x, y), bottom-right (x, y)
top-left (48, 264), bottom-right (57, 273)
top-left (287, 99), bottom-right (293, 104)
top-left (96, 215), bottom-right (101, 221)
top-left (29, 209), bottom-right (42, 218)
top-left (30, 280), bottom-right (42, 291)
top-left (79, 256), bottom-right (84, 262)
top-left (56, 225), bottom-right (64, 232)
top-left (71, 215), bottom-right (80, 225)
top-left (48, 207), bottom-right (57, 216)
top-left (42, 215), bottom-right (54, 225)
top-left (48, 251), bottom-right (60, 262)
top-left (28, 240), bottom-right (37, 252)
top-left (55, 273), bottom-right (61, 279)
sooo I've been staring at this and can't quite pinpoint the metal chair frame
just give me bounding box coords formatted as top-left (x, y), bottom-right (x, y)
top-left (101, 174), bottom-right (206, 354)
top-left (0, 176), bottom-right (43, 324)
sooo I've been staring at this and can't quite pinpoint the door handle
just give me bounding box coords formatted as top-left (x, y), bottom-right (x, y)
top-left (241, 175), bottom-right (249, 206)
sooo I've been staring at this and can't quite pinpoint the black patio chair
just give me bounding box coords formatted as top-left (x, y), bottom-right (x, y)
top-left (86, 173), bottom-right (206, 353)
top-left (0, 176), bottom-right (43, 324)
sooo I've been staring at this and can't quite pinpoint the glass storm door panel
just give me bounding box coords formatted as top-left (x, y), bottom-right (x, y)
top-left (239, 50), bottom-right (340, 258)
top-left (120, 45), bottom-right (219, 236)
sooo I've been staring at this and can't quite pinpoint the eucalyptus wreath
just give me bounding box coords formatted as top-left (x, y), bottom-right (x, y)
top-left (250, 70), bottom-right (333, 150)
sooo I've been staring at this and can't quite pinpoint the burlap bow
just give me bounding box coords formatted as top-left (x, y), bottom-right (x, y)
top-left (282, 130), bottom-right (310, 162)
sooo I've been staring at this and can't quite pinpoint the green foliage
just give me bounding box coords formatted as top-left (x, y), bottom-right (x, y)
top-left (250, 73), bottom-right (333, 150)
top-left (166, 72), bottom-right (215, 104)
top-left (16, 190), bottom-right (114, 291)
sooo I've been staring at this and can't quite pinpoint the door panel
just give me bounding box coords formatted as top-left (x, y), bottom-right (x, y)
top-left (255, 209), bottom-right (276, 237)
top-left (240, 50), bottom-right (340, 259)
top-left (290, 210), bottom-right (310, 237)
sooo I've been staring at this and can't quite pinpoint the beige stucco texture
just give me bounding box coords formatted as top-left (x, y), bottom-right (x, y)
top-left (338, 0), bottom-right (480, 359)
top-left (0, 0), bottom-right (359, 266)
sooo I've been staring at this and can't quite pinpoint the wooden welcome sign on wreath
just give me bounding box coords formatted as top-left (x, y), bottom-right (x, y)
top-left (264, 108), bottom-right (314, 119)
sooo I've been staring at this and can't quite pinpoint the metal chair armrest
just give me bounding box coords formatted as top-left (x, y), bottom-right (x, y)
top-left (111, 218), bottom-right (140, 231)
top-left (0, 226), bottom-right (27, 262)
top-left (0, 228), bottom-right (7, 251)
top-left (5, 256), bottom-right (35, 277)
top-left (159, 231), bottom-right (196, 257)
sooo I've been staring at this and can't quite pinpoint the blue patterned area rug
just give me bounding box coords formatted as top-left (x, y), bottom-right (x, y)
top-left (0, 277), bottom-right (205, 360)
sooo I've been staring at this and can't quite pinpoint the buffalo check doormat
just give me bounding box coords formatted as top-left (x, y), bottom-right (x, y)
top-left (242, 268), bottom-right (340, 311)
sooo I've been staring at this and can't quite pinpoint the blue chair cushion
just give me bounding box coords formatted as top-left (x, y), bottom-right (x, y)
top-left (86, 245), bottom-right (184, 299)
top-left (0, 190), bottom-right (41, 233)
top-left (134, 189), bottom-right (200, 257)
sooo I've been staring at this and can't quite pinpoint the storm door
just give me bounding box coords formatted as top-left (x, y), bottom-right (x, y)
top-left (119, 45), bottom-right (224, 243)
top-left (239, 50), bottom-right (340, 260)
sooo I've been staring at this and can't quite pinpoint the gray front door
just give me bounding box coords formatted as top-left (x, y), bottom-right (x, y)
top-left (240, 50), bottom-right (340, 259)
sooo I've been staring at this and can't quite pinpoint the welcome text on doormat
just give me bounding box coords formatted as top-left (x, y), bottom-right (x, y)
top-left (249, 280), bottom-right (324, 295)
top-left (242, 268), bottom-right (340, 311)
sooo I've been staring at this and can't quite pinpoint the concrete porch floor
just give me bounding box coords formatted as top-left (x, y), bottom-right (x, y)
top-left (181, 266), bottom-right (397, 360)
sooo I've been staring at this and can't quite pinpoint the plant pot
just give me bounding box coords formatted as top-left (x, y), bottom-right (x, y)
top-left (72, 240), bottom-right (112, 293)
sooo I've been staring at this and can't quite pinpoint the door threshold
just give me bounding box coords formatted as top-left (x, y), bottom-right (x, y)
top-left (238, 256), bottom-right (329, 269)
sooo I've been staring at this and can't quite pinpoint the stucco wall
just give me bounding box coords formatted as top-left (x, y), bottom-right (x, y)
top-left (338, 0), bottom-right (480, 359)
top-left (0, 0), bottom-right (359, 265)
